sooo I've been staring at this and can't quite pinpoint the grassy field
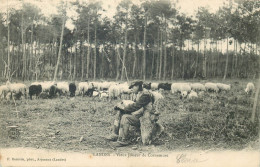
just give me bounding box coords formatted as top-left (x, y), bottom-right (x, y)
top-left (0, 79), bottom-right (259, 153)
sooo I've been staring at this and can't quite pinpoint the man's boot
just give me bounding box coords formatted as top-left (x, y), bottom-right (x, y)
top-left (105, 121), bottom-right (119, 141)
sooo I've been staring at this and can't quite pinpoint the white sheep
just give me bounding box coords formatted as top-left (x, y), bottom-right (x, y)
top-left (31, 82), bottom-right (41, 86)
top-left (121, 100), bottom-right (135, 106)
top-left (171, 83), bottom-right (191, 94)
top-left (88, 82), bottom-right (99, 90)
top-left (150, 91), bottom-right (164, 102)
top-left (78, 82), bottom-right (90, 95)
top-left (108, 83), bottom-right (120, 99)
top-left (6, 92), bottom-right (12, 100)
top-left (118, 82), bottom-right (132, 99)
top-left (245, 82), bottom-right (255, 94)
top-left (99, 82), bottom-right (110, 91)
top-left (151, 83), bottom-right (159, 90)
top-left (0, 85), bottom-right (9, 99)
top-left (181, 91), bottom-right (188, 98)
top-left (116, 100), bottom-right (135, 110)
top-left (216, 83), bottom-right (231, 92)
top-left (198, 91), bottom-right (205, 97)
top-left (190, 83), bottom-right (206, 92)
top-left (205, 82), bottom-right (219, 92)
top-left (100, 91), bottom-right (109, 100)
top-left (57, 82), bottom-right (69, 95)
top-left (92, 91), bottom-right (99, 97)
top-left (188, 90), bottom-right (198, 99)
top-left (41, 81), bottom-right (55, 92)
top-left (6, 82), bottom-right (27, 99)
top-left (31, 81), bottom-right (54, 92)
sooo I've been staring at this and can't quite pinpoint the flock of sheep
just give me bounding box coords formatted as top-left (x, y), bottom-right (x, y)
top-left (0, 80), bottom-right (256, 101)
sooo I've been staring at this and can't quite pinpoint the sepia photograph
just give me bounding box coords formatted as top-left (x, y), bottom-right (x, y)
top-left (0, 0), bottom-right (259, 166)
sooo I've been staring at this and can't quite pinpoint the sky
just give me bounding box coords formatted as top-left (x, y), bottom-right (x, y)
top-left (0, 0), bottom-right (228, 30)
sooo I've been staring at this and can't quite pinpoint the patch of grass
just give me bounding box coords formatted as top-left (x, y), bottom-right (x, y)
top-left (0, 80), bottom-right (259, 152)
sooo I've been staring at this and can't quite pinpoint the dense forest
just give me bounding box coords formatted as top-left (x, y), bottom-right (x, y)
top-left (0, 0), bottom-right (259, 82)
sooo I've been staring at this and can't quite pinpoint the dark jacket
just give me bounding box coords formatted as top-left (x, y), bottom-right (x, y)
top-left (124, 91), bottom-right (154, 118)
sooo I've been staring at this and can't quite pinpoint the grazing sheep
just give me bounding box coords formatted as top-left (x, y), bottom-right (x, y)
top-left (29, 84), bottom-right (42, 100)
top-left (171, 83), bottom-right (191, 94)
top-left (198, 91), bottom-right (205, 97)
top-left (180, 91), bottom-right (188, 99)
top-left (57, 82), bottom-right (69, 95)
top-left (245, 82), bottom-right (255, 94)
top-left (78, 82), bottom-right (90, 96)
top-left (40, 81), bottom-right (55, 92)
top-left (118, 82), bottom-right (132, 99)
top-left (190, 83), bottom-right (206, 92)
top-left (150, 91), bottom-right (164, 102)
top-left (100, 91), bottom-right (109, 100)
top-left (216, 83), bottom-right (231, 92)
top-left (205, 82), bottom-right (219, 92)
top-left (90, 82), bottom-right (100, 90)
top-left (0, 85), bottom-right (9, 99)
top-left (143, 82), bottom-right (151, 90)
top-left (6, 82), bottom-right (27, 99)
top-left (188, 90), bottom-right (198, 99)
top-left (31, 81), bottom-right (54, 93)
top-left (69, 83), bottom-right (76, 97)
top-left (49, 85), bottom-right (59, 98)
top-left (6, 92), bottom-right (12, 100)
top-left (108, 84), bottom-right (120, 100)
top-left (92, 91), bottom-right (99, 97)
top-left (158, 83), bottom-right (171, 90)
top-left (151, 83), bottom-right (159, 90)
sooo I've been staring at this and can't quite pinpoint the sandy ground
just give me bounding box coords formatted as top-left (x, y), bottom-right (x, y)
top-left (0, 147), bottom-right (259, 167)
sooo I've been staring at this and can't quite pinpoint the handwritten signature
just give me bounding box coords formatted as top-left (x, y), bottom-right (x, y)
top-left (176, 153), bottom-right (208, 164)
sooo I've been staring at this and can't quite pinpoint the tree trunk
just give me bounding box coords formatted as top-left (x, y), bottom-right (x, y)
top-left (100, 49), bottom-right (104, 78)
top-left (121, 21), bottom-right (128, 81)
top-left (69, 47), bottom-right (72, 80)
top-left (7, 0), bottom-right (10, 80)
top-left (163, 17), bottom-right (167, 81)
top-left (116, 46), bottom-right (120, 81)
top-left (150, 48), bottom-right (155, 80)
top-left (181, 38), bottom-right (184, 79)
top-left (81, 43), bottom-right (85, 81)
top-left (235, 41), bottom-right (238, 78)
top-left (193, 41), bottom-right (200, 78)
top-left (132, 37), bottom-right (137, 78)
top-left (21, 11), bottom-right (26, 81)
top-left (202, 38), bottom-right (206, 78)
top-left (53, 10), bottom-right (65, 81)
top-left (59, 44), bottom-right (63, 80)
top-left (94, 21), bottom-right (97, 80)
top-left (143, 12), bottom-right (147, 81)
top-left (73, 45), bottom-right (77, 80)
top-left (171, 46), bottom-right (175, 80)
top-left (223, 37), bottom-right (229, 80)
top-left (86, 16), bottom-right (90, 79)
top-left (159, 30), bottom-right (163, 80)
top-left (156, 29), bottom-right (160, 79)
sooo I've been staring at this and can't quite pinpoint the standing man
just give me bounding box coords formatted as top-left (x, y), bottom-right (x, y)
top-left (106, 81), bottom-right (156, 147)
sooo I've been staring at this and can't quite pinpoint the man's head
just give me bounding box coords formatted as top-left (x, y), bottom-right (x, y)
top-left (129, 81), bottom-right (143, 93)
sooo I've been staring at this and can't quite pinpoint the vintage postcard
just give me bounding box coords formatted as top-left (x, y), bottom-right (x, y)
top-left (0, 0), bottom-right (259, 166)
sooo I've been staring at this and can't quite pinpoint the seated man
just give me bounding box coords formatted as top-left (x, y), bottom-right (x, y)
top-left (106, 81), bottom-right (156, 147)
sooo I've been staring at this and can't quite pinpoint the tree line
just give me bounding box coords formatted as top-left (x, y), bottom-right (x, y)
top-left (0, 0), bottom-right (259, 82)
